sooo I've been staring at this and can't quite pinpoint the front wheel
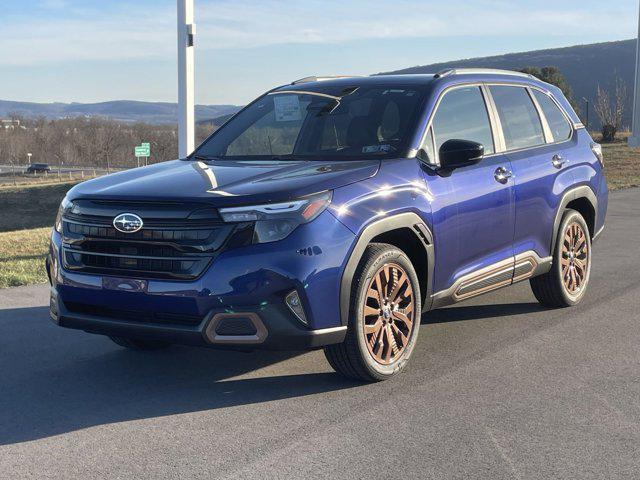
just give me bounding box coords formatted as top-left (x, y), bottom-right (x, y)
top-left (530, 209), bottom-right (592, 307)
top-left (324, 243), bottom-right (421, 382)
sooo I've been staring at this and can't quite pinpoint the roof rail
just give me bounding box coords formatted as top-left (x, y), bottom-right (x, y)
top-left (433, 68), bottom-right (535, 79)
top-left (291, 75), bottom-right (362, 85)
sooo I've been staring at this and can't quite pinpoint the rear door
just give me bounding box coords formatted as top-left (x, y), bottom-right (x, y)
top-left (489, 85), bottom-right (576, 260)
top-left (421, 85), bottom-right (515, 294)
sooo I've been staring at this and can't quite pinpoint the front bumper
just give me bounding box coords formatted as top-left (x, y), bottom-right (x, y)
top-left (47, 209), bottom-right (355, 350)
top-left (49, 287), bottom-right (346, 350)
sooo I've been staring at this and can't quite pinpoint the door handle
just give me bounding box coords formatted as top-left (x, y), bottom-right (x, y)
top-left (552, 154), bottom-right (567, 169)
top-left (494, 166), bottom-right (513, 184)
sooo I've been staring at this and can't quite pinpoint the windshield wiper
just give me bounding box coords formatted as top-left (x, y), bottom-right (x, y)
top-left (191, 154), bottom-right (224, 162)
top-left (269, 155), bottom-right (304, 161)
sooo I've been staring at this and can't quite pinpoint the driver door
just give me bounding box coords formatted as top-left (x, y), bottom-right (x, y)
top-left (421, 85), bottom-right (515, 297)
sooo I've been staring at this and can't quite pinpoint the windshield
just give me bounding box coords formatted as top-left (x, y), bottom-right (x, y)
top-left (194, 85), bottom-right (426, 160)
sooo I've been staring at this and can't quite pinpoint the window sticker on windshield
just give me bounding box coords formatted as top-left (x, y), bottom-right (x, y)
top-left (362, 144), bottom-right (393, 154)
top-left (274, 95), bottom-right (302, 122)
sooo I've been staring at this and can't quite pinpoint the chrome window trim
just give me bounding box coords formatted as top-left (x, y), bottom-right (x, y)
top-left (419, 83), bottom-right (498, 167)
top-left (413, 80), bottom-right (578, 165)
top-left (481, 83), bottom-right (506, 152)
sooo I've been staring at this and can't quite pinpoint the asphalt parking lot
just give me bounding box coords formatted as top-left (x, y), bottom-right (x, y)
top-left (0, 187), bottom-right (639, 479)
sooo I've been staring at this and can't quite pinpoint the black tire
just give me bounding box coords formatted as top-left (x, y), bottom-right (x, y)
top-left (324, 243), bottom-right (422, 382)
top-left (109, 336), bottom-right (171, 351)
top-left (530, 209), bottom-right (592, 308)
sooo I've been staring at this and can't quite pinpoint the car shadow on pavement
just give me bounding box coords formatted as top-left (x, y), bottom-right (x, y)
top-left (0, 306), bottom-right (360, 446)
top-left (422, 302), bottom-right (546, 324)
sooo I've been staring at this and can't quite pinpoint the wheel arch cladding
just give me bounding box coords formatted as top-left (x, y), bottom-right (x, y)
top-left (551, 186), bottom-right (597, 254)
top-left (339, 212), bottom-right (434, 326)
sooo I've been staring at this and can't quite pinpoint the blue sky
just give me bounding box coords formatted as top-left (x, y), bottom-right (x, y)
top-left (0, 0), bottom-right (638, 105)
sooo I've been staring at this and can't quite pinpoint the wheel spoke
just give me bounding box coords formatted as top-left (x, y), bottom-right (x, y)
top-left (363, 305), bottom-right (380, 317)
top-left (364, 318), bottom-right (383, 334)
top-left (367, 288), bottom-right (380, 304)
top-left (388, 273), bottom-right (408, 302)
top-left (392, 310), bottom-right (413, 329)
top-left (391, 323), bottom-right (408, 346)
top-left (383, 328), bottom-right (393, 361)
top-left (570, 267), bottom-right (577, 290)
top-left (375, 274), bottom-right (385, 303)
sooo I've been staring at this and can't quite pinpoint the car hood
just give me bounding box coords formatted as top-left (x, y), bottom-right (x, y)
top-left (67, 159), bottom-right (380, 206)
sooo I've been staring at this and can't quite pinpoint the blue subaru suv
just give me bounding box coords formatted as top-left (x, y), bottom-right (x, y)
top-left (48, 69), bottom-right (607, 381)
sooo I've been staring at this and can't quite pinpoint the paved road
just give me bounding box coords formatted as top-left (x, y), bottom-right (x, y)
top-left (0, 164), bottom-right (117, 175)
top-left (1, 188), bottom-right (639, 479)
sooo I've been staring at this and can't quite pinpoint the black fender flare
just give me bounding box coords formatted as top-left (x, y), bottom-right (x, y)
top-left (339, 212), bottom-right (435, 326)
top-left (550, 185), bottom-right (598, 254)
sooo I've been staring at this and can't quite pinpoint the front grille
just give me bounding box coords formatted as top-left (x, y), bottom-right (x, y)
top-left (60, 199), bottom-right (251, 280)
top-left (64, 301), bottom-right (204, 326)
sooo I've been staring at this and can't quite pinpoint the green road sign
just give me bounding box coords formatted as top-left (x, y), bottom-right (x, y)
top-left (141, 142), bottom-right (150, 149)
top-left (135, 146), bottom-right (150, 157)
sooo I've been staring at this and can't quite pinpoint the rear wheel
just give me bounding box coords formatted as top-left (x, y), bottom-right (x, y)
top-left (530, 209), bottom-right (592, 307)
top-left (109, 336), bottom-right (171, 351)
top-left (324, 243), bottom-right (421, 382)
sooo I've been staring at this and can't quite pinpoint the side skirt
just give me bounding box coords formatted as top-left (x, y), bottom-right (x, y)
top-left (430, 251), bottom-right (552, 309)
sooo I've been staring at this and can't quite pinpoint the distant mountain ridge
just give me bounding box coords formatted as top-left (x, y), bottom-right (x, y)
top-left (381, 39), bottom-right (637, 128)
top-left (0, 99), bottom-right (241, 125)
top-left (2, 39), bottom-right (636, 128)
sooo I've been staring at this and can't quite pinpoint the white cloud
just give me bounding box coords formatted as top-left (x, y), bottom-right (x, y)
top-left (0, 0), bottom-right (635, 66)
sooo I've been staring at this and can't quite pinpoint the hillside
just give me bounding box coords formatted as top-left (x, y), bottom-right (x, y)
top-left (2, 39), bottom-right (637, 128)
top-left (0, 100), bottom-right (241, 125)
top-left (382, 39), bottom-right (637, 127)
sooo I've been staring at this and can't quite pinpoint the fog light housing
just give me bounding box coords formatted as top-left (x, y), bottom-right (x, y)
top-left (285, 290), bottom-right (307, 326)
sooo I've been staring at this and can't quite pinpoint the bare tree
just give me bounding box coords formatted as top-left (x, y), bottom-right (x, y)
top-left (0, 115), bottom-right (197, 170)
top-left (594, 76), bottom-right (628, 142)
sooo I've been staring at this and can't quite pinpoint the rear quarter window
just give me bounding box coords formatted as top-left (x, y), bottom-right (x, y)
top-left (490, 85), bottom-right (545, 150)
top-left (532, 90), bottom-right (573, 142)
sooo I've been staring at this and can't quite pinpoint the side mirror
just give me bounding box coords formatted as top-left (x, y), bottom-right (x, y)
top-left (438, 139), bottom-right (484, 170)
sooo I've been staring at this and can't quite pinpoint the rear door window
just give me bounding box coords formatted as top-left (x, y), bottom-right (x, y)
top-left (431, 86), bottom-right (495, 156)
top-left (532, 90), bottom-right (573, 142)
top-left (490, 86), bottom-right (545, 150)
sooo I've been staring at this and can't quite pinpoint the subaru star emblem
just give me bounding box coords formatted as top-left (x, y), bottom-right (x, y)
top-left (113, 213), bottom-right (143, 233)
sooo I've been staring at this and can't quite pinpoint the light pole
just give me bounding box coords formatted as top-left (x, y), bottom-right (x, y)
top-left (628, 0), bottom-right (640, 147)
top-left (177, 0), bottom-right (196, 158)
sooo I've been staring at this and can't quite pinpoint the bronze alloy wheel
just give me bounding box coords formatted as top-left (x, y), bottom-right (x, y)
top-left (363, 262), bottom-right (416, 365)
top-left (561, 221), bottom-right (590, 295)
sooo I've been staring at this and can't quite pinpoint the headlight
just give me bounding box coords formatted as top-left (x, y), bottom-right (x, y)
top-left (54, 197), bottom-right (72, 234)
top-left (219, 191), bottom-right (332, 243)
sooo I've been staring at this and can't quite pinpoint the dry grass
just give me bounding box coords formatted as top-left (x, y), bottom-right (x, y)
top-left (601, 141), bottom-right (640, 190)
top-left (0, 227), bottom-right (51, 288)
top-left (0, 171), bottom-right (97, 187)
top-left (0, 181), bottom-right (79, 232)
